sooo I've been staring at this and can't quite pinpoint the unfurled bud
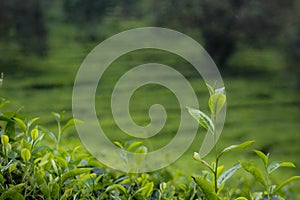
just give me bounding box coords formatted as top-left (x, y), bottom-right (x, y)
top-left (21, 148), bottom-right (31, 162)
top-left (1, 135), bottom-right (9, 147)
top-left (31, 129), bottom-right (39, 140)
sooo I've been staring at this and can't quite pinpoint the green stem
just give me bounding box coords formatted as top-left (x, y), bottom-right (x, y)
top-left (212, 113), bottom-right (218, 193)
top-left (56, 121), bottom-right (61, 150)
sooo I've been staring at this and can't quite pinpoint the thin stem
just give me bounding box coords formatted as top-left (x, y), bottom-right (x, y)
top-left (212, 113), bottom-right (218, 193)
top-left (56, 120), bottom-right (61, 150)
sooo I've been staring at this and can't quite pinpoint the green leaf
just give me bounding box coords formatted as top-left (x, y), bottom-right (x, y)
top-left (50, 182), bottom-right (60, 199)
top-left (218, 140), bottom-right (255, 158)
top-left (192, 176), bottom-right (218, 200)
top-left (62, 118), bottom-right (82, 133)
top-left (208, 93), bottom-right (226, 115)
top-left (0, 99), bottom-right (10, 109)
top-left (52, 112), bottom-right (62, 123)
top-left (40, 126), bottom-right (57, 143)
top-left (133, 182), bottom-right (154, 198)
top-left (114, 141), bottom-right (123, 149)
top-left (274, 176), bottom-right (300, 193)
top-left (60, 188), bottom-right (72, 200)
top-left (187, 107), bottom-right (214, 131)
top-left (253, 150), bottom-right (269, 168)
top-left (218, 163), bottom-right (242, 188)
top-left (240, 161), bottom-right (267, 188)
top-left (21, 148), bottom-right (31, 162)
top-left (0, 183), bottom-right (25, 200)
top-left (13, 117), bottom-right (27, 133)
top-left (106, 184), bottom-right (128, 196)
top-left (127, 141), bottom-right (143, 152)
top-left (27, 117), bottom-right (39, 129)
top-left (193, 152), bottom-right (214, 173)
top-left (206, 83), bottom-right (215, 96)
top-left (61, 168), bottom-right (92, 183)
top-left (267, 161), bottom-right (296, 174)
top-left (1, 134), bottom-right (9, 146)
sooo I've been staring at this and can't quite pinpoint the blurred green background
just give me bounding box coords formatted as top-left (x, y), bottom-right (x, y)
top-left (0, 0), bottom-right (299, 178)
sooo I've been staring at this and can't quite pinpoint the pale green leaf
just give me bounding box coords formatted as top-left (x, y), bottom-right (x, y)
top-left (27, 117), bottom-right (39, 129)
top-left (218, 163), bottom-right (242, 188)
top-left (193, 152), bottom-right (214, 173)
top-left (127, 141), bottom-right (143, 152)
top-left (208, 93), bottom-right (226, 115)
top-left (218, 140), bottom-right (255, 158)
top-left (267, 161), bottom-right (296, 174)
top-left (114, 141), bottom-right (123, 149)
top-left (192, 176), bottom-right (218, 200)
top-left (13, 117), bottom-right (27, 133)
top-left (240, 161), bottom-right (267, 187)
top-left (61, 168), bottom-right (92, 183)
top-left (274, 176), bottom-right (300, 193)
top-left (206, 83), bottom-right (215, 96)
top-left (106, 184), bottom-right (128, 196)
top-left (133, 182), bottom-right (154, 198)
top-left (253, 150), bottom-right (269, 168)
top-left (187, 106), bottom-right (214, 131)
top-left (62, 118), bottom-right (82, 132)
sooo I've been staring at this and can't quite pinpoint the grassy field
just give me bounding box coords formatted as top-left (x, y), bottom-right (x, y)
top-left (1, 6), bottom-right (299, 188)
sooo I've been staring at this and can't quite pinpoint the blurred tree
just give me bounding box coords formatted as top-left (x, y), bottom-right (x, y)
top-left (63, 0), bottom-right (118, 41)
top-left (151, 0), bottom-right (294, 69)
top-left (283, 0), bottom-right (300, 88)
top-left (0, 0), bottom-right (47, 56)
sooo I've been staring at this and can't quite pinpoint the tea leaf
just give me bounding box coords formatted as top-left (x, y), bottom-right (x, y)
top-left (187, 107), bottom-right (214, 131)
top-left (61, 168), bottom-right (92, 183)
top-left (274, 176), bottom-right (300, 193)
top-left (193, 152), bottom-right (214, 173)
top-left (13, 117), bottom-right (27, 133)
top-left (218, 163), bottom-right (242, 188)
top-left (253, 150), bottom-right (269, 168)
top-left (192, 176), bottom-right (218, 200)
top-left (267, 161), bottom-right (296, 174)
top-left (106, 184), bottom-right (128, 196)
top-left (21, 148), bottom-right (31, 162)
top-left (133, 182), bottom-right (154, 198)
top-left (218, 140), bottom-right (255, 158)
top-left (206, 83), bottom-right (215, 96)
top-left (0, 183), bottom-right (25, 200)
top-left (240, 161), bottom-right (267, 187)
top-left (60, 189), bottom-right (73, 200)
top-left (62, 118), bottom-right (82, 133)
top-left (127, 141), bottom-right (143, 152)
top-left (208, 93), bottom-right (226, 115)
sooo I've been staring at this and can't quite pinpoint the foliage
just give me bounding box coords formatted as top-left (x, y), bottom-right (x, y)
top-left (0, 83), bottom-right (299, 198)
top-left (187, 84), bottom-right (299, 199)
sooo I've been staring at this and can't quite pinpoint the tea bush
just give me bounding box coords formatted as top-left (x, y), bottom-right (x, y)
top-left (0, 81), bottom-right (299, 199)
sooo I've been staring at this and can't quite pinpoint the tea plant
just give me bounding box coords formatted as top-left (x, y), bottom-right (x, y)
top-left (0, 77), bottom-right (299, 199)
top-left (187, 83), bottom-right (255, 199)
top-left (240, 150), bottom-right (300, 199)
top-left (187, 83), bottom-right (299, 199)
